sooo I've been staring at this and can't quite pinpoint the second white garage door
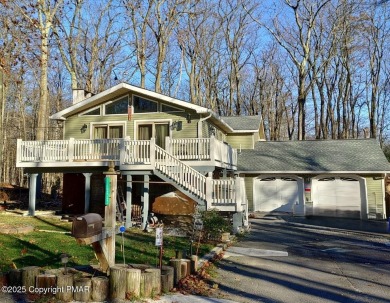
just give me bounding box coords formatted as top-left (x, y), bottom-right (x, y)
top-left (254, 176), bottom-right (302, 212)
top-left (312, 176), bottom-right (362, 218)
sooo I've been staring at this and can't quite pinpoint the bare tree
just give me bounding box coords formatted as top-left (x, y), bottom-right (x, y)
top-left (218, 0), bottom-right (257, 115)
top-left (247, 0), bottom-right (331, 140)
top-left (14, 0), bottom-right (64, 140)
top-left (147, 0), bottom-right (193, 93)
top-left (123, 0), bottom-right (154, 88)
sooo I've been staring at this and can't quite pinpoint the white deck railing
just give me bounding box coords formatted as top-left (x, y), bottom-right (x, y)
top-left (17, 137), bottom-right (237, 168)
top-left (211, 179), bottom-right (236, 204)
top-left (121, 140), bottom-right (151, 164)
top-left (166, 137), bottom-right (211, 160)
top-left (165, 136), bottom-right (237, 168)
top-left (17, 137), bottom-right (242, 208)
top-left (17, 140), bottom-right (70, 162)
top-left (209, 177), bottom-right (248, 212)
top-left (17, 138), bottom-right (121, 162)
top-left (74, 139), bottom-right (121, 160)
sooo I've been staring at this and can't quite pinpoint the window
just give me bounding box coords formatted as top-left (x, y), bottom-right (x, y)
top-left (340, 177), bottom-right (358, 182)
top-left (93, 124), bottom-right (124, 139)
top-left (137, 123), bottom-right (169, 148)
top-left (81, 107), bottom-right (101, 116)
top-left (318, 177), bottom-right (335, 181)
top-left (281, 177), bottom-right (296, 181)
top-left (105, 96), bottom-right (129, 115)
top-left (133, 96), bottom-right (158, 113)
top-left (260, 177), bottom-right (276, 181)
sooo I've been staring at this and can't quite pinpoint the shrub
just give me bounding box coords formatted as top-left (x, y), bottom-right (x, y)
top-left (200, 209), bottom-right (230, 240)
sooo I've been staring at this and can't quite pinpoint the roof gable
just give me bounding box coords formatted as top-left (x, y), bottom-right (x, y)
top-left (50, 83), bottom-right (210, 120)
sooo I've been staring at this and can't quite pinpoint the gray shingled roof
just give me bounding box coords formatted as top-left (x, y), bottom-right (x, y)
top-left (237, 139), bottom-right (390, 173)
top-left (221, 116), bottom-right (261, 131)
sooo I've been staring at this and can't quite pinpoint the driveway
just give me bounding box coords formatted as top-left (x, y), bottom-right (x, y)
top-left (211, 214), bottom-right (390, 303)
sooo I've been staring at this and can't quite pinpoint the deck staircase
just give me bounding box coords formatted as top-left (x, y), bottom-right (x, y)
top-left (153, 144), bottom-right (208, 208)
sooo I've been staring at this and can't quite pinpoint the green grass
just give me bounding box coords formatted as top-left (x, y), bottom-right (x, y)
top-left (0, 212), bottom-right (213, 273)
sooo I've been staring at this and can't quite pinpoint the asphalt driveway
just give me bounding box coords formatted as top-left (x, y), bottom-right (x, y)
top-left (211, 214), bottom-right (390, 303)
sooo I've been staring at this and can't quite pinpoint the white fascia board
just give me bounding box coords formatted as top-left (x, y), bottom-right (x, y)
top-left (229, 130), bottom-right (258, 133)
top-left (50, 83), bottom-right (210, 120)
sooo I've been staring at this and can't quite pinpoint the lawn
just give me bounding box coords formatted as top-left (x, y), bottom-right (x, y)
top-left (0, 212), bottom-right (213, 273)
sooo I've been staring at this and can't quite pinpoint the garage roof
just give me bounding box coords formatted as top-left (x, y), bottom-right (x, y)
top-left (237, 139), bottom-right (390, 174)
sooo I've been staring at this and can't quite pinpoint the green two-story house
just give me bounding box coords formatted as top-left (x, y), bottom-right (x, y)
top-left (16, 83), bottom-right (390, 228)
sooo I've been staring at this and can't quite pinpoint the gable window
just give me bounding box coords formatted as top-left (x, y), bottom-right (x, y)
top-left (133, 96), bottom-right (158, 113)
top-left (105, 96), bottom-right (129, 115)
top-left (81, 106), bottom-right (101, 116)
top-left (161, 104), bottom-right (183, 112)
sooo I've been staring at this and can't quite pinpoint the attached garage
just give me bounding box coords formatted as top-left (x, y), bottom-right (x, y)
top-left (238, 139), bottom-right (390, 220)
top-left (253, 175), bottom-right (304, 213)
top-left (311, 175), bottom-right (367, 219)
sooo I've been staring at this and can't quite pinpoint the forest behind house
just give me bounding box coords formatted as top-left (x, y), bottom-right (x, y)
top-left (0, 0), bottom-right (390, 195)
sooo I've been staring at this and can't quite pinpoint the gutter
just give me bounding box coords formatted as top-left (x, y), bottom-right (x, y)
top-left (197, 113), bottom-right (212, 138)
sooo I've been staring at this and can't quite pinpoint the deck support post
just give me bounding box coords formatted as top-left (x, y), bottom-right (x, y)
top-left (205, 176), bottom-right (213, 210)
top-left (28, 173), bottom-right (38, 216)
top-left (142, 174), bottom-right (150, 230)
top-left (100, 162), bottom-right (118, 270)
top-left (125, 174), bottom-right (133, 228)
top-left (83, 173), bottom-right (92, 213)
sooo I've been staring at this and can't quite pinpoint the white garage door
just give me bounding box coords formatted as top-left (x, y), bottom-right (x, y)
top-left (254, 176), bottom-right (300, 212)
top-left (312, 176), bottom-right (361, 218)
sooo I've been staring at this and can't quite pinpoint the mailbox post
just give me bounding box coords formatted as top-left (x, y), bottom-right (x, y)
top-left (71, 162), bottom-right (119, 274)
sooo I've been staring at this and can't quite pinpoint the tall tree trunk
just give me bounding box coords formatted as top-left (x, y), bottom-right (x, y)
top-left (36, 29), bottom-right (49, 141)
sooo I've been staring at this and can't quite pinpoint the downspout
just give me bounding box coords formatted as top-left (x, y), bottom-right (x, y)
top-left (197, 112), bottom-right (212, 138)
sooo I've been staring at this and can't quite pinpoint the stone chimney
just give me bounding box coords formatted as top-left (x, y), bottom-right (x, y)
top-left (72, 89), bottom-right (93, 105)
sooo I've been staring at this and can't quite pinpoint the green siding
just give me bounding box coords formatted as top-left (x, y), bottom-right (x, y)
top-left (64, 107), bottom-right (200, 140)
top-left (366, 177), bottom-right (385, 219)
top-left (244, 175), bottom-right (254, 211)
top-left (63, 91), bottom-right (202, 139)
top-left (225, 134), bottom-right (253, 149)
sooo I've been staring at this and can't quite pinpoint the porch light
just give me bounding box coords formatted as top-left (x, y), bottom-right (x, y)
top-left (80, 124), bottom-right (88, 133)
top-left (208, 125), bottom-right (216, 136)
top-left (171, 121), bottom-right (182, 131)
top-left (186, 113), bottom-right (192, 123)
